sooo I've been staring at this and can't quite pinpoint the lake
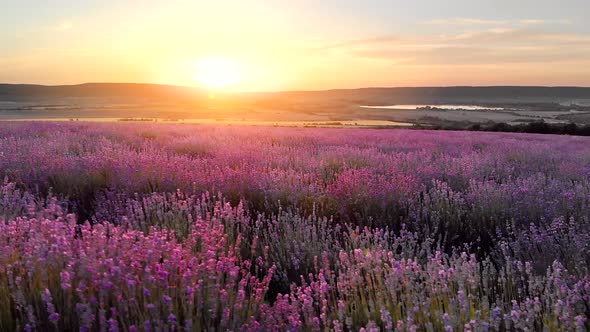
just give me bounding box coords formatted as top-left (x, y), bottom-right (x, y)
top-left (361, 104), bottom-right (505, 111)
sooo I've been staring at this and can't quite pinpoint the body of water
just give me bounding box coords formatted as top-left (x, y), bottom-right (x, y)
top-left (361, 104), bottom-right (505, 111)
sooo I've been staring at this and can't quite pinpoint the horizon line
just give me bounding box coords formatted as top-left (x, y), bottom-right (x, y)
top-left (1, 81), bottom-right (590, 95)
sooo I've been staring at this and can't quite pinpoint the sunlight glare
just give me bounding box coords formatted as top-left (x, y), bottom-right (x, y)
top-left (194, 57), bottom-right (243, 90)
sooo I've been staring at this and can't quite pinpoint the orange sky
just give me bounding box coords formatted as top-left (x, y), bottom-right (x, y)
top-left (1, 0), bottom-right (589, 91)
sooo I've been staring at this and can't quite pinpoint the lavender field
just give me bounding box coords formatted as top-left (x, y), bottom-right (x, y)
top-left (1, 122), bottom-right (590, 331)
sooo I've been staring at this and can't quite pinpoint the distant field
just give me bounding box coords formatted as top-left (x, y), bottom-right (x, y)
top-left (1, 122), bottom-right (590, 330)
top-left (2, 99), bottom-right (590, 129)
top-left (358, 103), bottom-right (590, 125)
top-left (1, 117), bottom-right (414, 127)
top-left (2, 84), bottom-right (590, 127)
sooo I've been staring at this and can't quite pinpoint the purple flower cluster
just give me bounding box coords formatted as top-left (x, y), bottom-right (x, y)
top-left (0, 122), bottom-right (589, 330)
top-left (1, 211), bottom-right (274, 331)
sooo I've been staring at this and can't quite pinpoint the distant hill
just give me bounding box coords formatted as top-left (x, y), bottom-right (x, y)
top-left (1, 83), bottom-right (590, 124)
top-left (2, 83), bottom-right (590, 103)
top-left (273, 86), bottom-right (590, 98)
top-left (0, 83), bottom-right (207, 102)
top-left (255, 86), bottom-right (590, 105)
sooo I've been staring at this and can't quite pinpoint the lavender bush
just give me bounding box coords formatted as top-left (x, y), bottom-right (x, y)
top-left (0, 122), bottom-right (589, 330)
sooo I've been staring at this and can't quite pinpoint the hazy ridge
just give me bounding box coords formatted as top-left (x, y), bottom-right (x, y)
top-left (2, 83), bottom-right (590, 102)
top-left (2, 83), bottom-right (590, 126)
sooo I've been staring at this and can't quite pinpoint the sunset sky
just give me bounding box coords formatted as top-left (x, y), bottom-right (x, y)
top-left (1, 0), bottom-right (589, 91)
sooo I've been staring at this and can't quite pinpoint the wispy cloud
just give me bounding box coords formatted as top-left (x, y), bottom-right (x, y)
top-left (421, 18), bottom-right (573, 27)
top-left (421, 18), bottom-right (508, 25)
top-left (312, 24), bottom-right (590, 68)
top-left (312, 36), bottom-right (401, 51)
top-left (519, 19), bottom-right (572, 25)
top-left (519, 19), bottom-right (546, 25)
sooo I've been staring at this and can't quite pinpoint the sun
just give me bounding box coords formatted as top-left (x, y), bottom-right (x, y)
top-left (194, 57), bottom-right (243, 90)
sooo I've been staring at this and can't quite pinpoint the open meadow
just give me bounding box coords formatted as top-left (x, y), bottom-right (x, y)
top-left (0, 122), bottom-right (589, 330)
